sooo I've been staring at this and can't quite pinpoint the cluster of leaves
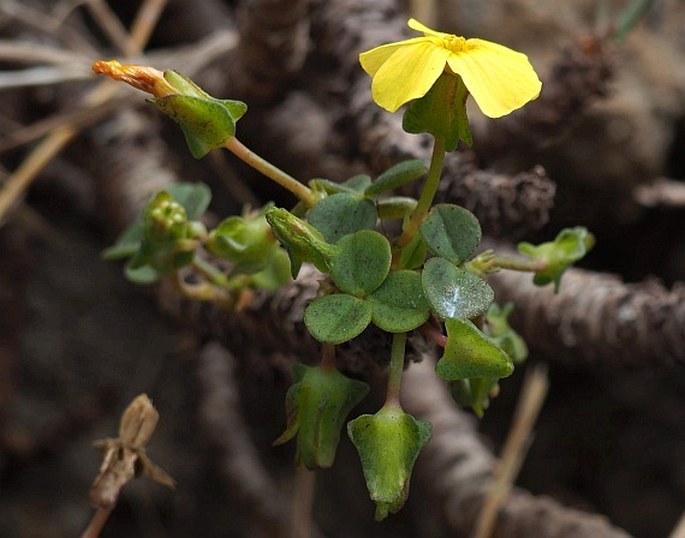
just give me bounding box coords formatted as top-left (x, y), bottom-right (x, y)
top-left (260, 161), bottom-right (592, 518)
top-left (104, 182), bottom-right (290, 293)
top-left (105, 155), bottom-right (592, 519)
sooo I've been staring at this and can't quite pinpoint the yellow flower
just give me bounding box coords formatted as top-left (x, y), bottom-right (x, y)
top-left (359, 19), bottom-right (542, 118)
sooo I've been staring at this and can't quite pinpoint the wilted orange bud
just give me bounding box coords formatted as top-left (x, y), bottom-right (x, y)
top-left (92, 60), bottom-right (176, 98)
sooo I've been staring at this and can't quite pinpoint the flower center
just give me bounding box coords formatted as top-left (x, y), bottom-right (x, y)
top-left (441, 35), bottom-right (468, 53)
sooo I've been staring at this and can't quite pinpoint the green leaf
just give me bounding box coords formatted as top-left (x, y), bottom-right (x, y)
top-left (347, 406), bottom-right (432, 521)
top-left (376, 196), bottom-right (418, 221)
top-left (437, 318), bottom-right (514, 380)
top-left (518, 226), bottom-right (595, 292)
top-left (274, 364), bottom-right (369, 470)
top-left (124, 261), bottom-right (160, 284)
top-left (422, 257), bottom-right (494, 320)
top-left (310, 174), bottom-right (373, 195)
top-left (330, 230), bottom-right (391, 296)
top-left (102, 219), bottom-right (146, 260)
top-left (307, 193), bottom-right (377, 244)
top-left (152, 94), bottom-right (247, 159)
top-left (304, 294), bottom-right (372, 345)
top-left (343, 174), bottom-right (373, 192)
top-left (420, 204), bottom-right (481, 264)
top-left (368, 270), bottom-right (430, 333)
top-left (265, 207), bottom-right (337, 278)
top-left (402, 72), bottom-right (472, 152)
top-left (364, 159), bottom-right (427, 197)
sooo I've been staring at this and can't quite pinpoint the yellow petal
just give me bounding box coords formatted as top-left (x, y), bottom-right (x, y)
top-left (407, 18), bottom-right (450, 39)
top-left (371, 41), bottom-right (451, 112)
top-left (359, 37), bottom-right (433, 77)
top-left (446, 39), bottom-right (541, 118)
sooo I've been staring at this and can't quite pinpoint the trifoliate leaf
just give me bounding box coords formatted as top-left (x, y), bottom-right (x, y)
top-left (518, 226), bottom-right (595, 292)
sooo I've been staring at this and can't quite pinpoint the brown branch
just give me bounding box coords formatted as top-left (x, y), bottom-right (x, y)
top-left (488, 265), bottom-right (685, 367)
top-left (225, 0), bottom-right (313, 105)
top-left (196, 342), bottom-right (289, 537)
top-left (634, 177), bottom-right (685, 208)
top-left (436, 164), bottom-right (556, 241)
top-left (403, 357), bottom-right (633, 538)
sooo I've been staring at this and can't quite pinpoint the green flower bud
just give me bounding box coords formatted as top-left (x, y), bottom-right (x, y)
top-left (347, 406), bottom-right (432, 520)
top-left (274, 364), bottom-right (369, 470)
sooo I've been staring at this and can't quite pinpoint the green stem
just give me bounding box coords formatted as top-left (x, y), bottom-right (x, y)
top-left (385, 332), bottom-right (407, 408)
top-left (398, 137), bottom-right (445, 248)
top-left (192, 257), bottom-right (233, 288)
top-left (171, 273), bottom-right (234, 306)
top-left (224, 137), bottom-right (318, 207)
top-left (494, 255), bottom-right (548, 273)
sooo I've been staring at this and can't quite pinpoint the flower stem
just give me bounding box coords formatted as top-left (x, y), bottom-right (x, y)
top-left (290, 466), bottom-right (316, 538)
top-left (192, 257), bottom-right (233, 288)
top-left (385, 332), bottom-right (407, 408)
top-left (321, 343), bottom-right (337, 371)
top-left (171, 273), bottom-right (234, 307)
top-left (224, 137), bottom-right (317, 206)
top-left (494, 255), bottom-right (548, 273)
top-left (419, 324), bottom-right (448, 348)
top-left (398, 136), bottom-right (445, 249)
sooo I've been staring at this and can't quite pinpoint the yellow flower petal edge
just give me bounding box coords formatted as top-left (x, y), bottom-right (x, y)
top-left (359, 18), bottom-right (542, 118)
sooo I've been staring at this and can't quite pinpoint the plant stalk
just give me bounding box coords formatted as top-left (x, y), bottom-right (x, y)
top-left (398, 136), bottom-right (445, 248)
top-left (494, 255), bottom-right (548, 273)
top-left (385, 332), bottom-right (408, 407)
top-left (321, 343), bottom-right (337, 371)
top-left (224, 137), bottom-right (317, 206)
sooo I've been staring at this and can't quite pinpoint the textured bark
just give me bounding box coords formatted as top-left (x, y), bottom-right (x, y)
top-left (489, 266), bottom-right (685, 367)
top-left (196, 342), bottom-right (289, 538)
top-left (473, 35), bottom-right (614, 163)
top-left (225, 0), bottom-right (313, 105)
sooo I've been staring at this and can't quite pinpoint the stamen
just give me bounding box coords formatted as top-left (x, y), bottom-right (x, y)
top-left (442, 35), bottom-right (468, 53)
